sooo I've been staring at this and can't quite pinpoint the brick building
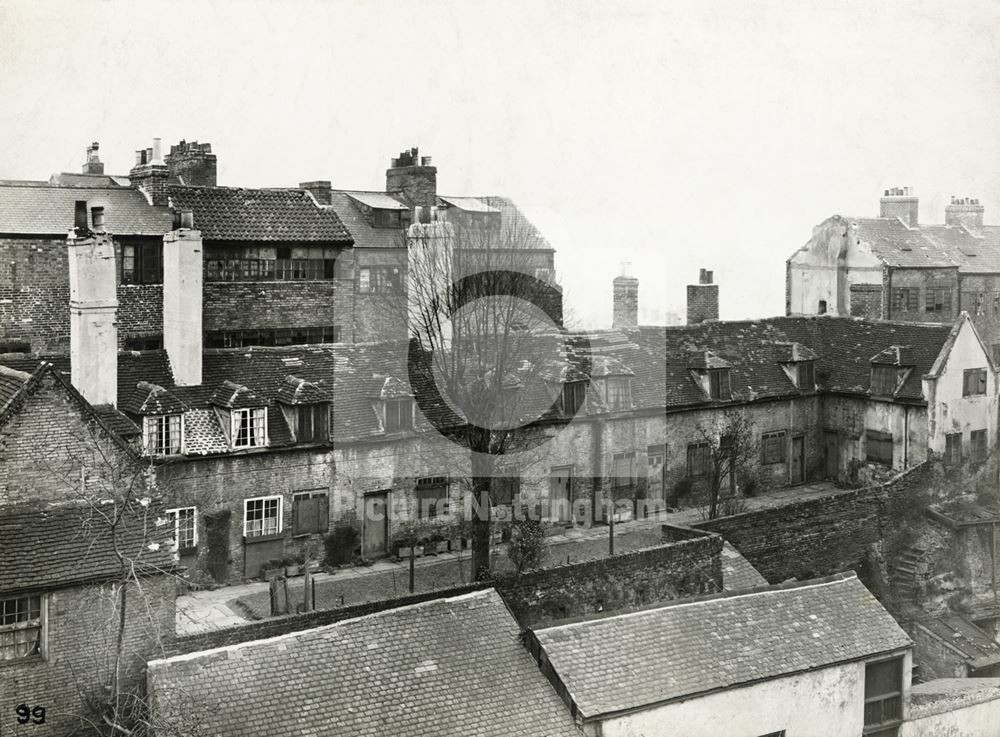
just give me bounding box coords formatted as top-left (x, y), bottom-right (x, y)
top-left (0, 140), bottom-right (556, 354)
top-left (0, 363), bottom-right (176, 736)
top-left (787, 187), bottom-right (1000, 357)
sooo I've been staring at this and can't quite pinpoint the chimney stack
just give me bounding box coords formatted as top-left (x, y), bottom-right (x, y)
top-left (945, 196), bottom-right (985, 231)
top-left (299, 180), bottom-right (332, 205)
top-left (687, 268), bottom-right (719, 325)
top-left (162, 212), bottom-right (203, 387)
top-left (165, 140), bottom-right (218, 187)
top-left (879, 186), bottom-right (919, 227)
top-left (68, 202), bottom-right (118, 406)
top-left (82, 142), bottom-right (104, 175)
top-left (386, 146), bottom-right (437, 209)
top-left (612, 263), bottom-right (639, 329)
top-left (129, 137), bottom-right (170, 206)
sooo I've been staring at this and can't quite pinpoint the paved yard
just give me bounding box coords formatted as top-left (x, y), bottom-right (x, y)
top-left (175, 480), bottom-right (840, 634)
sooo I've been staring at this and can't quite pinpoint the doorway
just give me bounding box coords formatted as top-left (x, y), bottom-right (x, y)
top-left (791, 435), bottom-right (806, 485)
top-left (362, 491), bottom-right (389, 557)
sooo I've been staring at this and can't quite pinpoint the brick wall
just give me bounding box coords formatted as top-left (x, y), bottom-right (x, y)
top-left (908, 623), bottom-right (969, 681)
top-left (693, 462), bottom-right (931, 583)
top-left (0, 237), bottom-right (70, 354)
top-left (886, 267), bottom-right (960, 324)
top-left (167, 529), bottom-right (722, 656)
top-left (0, 575), bottom-right (176, 737)
top-left (686, 284), bottom-right (719, 324)
top-left (850, 283), bottom-right (883, 318)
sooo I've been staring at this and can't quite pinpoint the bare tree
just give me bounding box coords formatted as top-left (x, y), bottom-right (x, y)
top-left (695, 409), bottom-right (759, 520)
top-left (381, 206), bottom-right (566, 579)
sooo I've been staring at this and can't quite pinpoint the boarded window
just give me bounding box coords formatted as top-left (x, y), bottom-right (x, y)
top-left (687, 442), bottom-right (710, 478)
top-left (871, 366), bottom-right (900, 396)
top-left (797, 362), bottom-right (815, 390)
top-left (761, 431), bottom-right (787, 465)
top-left (708, 369), bottom-right (732, 400)
top-left (971, 429), bottom-right (988, 464)
top-left (866, 430), bottom-right (893, 466)
top-left (944, 433), bottom-right (962, 466)
top-left (292, 491), bottom-right (329, 535)
top-left (925, 287), bottom-right (952, 315)
top-left (963, 368), bottom-right (987, 396)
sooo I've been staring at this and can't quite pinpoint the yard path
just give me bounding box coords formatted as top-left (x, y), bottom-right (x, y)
top-left (175, 480), bottom-right (839, 635)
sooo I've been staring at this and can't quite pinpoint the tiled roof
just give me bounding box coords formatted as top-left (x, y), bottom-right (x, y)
top-left (211, 380), bottom-right (266, 409)
top-left (0, 184), bottom-right (172, 235)
top-left (148, 589), bottom-right (582, 737)
top-left (0, 364), bottom-right (31, 415)
top-left (0, 502), bottom-right (176, 593)
top-left (531, 573), bottom-right (911, 719)
top-left (180, 409), bottom-right (229, 455)
top-left (166, 185), bottom-right (352, 243)
top-left (326, 191), bottom-right (405, 249)
top-left (120, 381), bottom-right (188, 415)
top-left (849, 217), bottom-right (1000, 273)
top-left (275, 375), bottom-right (331, 405)
top-left (91, 404), bottom-right (142, 437)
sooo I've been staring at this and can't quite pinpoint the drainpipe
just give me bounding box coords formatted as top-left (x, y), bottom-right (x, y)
top-left (885, 267), bottom-right (893, 320)
top-left (592, 418), bottom-right (605, 526)
top-left (903, 405), bottom-right (909, 468)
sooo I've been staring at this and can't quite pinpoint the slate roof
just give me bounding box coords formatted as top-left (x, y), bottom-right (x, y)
top-left (346, 191), bottom-right (409, 210)
top-left (165, 185), bottom-right (352, 243)
top-left (210, 380), bottom-right (266, 409)
top-left (147, 589), bottom-right (582, 737)
top-left (0, 502), bottom-right (176, 593)
top-left (92, 404), bottom-right (142, 437)
top-left (531, 573), bottom-right (911, 720)
top-left (439, 195), bottom-right (501, 213)
top-left (120, 381), bottom-right (188, 415)
top-left (916, 615), bottom-right (1000, 670)
top-left (275, 374), bottom-right (331, 405)
top-left (0, 364), bottom-right (31, 415)
top-left (0, 184), bottom-right (173, 235)
top-left (847, 217), bottom-right (1000, 273)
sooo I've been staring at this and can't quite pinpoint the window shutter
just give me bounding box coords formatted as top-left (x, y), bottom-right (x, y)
top-left (318, 495), bottom-right (329, 532)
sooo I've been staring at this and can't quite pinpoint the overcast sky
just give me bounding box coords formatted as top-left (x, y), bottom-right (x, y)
top-left (2, 0), bottom-right (998, 329)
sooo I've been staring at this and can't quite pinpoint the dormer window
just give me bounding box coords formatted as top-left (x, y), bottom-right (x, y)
top-left (384, 398), bottom-right (414, 433)
top-left (707, 368), bottom-right (731, 400)
top-left (144, 415), bottom-right (183, 456)
top-left (604, 377), bottom-right (632, 411)
top-left (296, 404), bottom-right (329, 442)
top-left (871, 366), bottom-right (903, 396)
top-left (373, 209), bottom-right (403, 229)
top-left (561, 381), bottom-right (587, 416)
top-left (233, 407), bottom-right (267, 448)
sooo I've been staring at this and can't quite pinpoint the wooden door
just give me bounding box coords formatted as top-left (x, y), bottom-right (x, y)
top-left (646, 446), bottom-right (665, 514)
top-left (549, 467), bottom-right (573, 524)
top-left (824, 431), bottom-right (839, 479)
top-left (362, 492), bottom-right (389, 557)
top-left (791, 436), bottom-right (806, 485)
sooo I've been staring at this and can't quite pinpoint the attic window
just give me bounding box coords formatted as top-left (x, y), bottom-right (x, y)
top-left (604, 377), bottom-right (632, 411)
top-left (232, 408), bottom-right (267, 448)
top-left (561, 381), bottom-right (587, 416)
top-left (143, 415), bottom-right (183, 456)
top-left (708, 369), bottom-right (731, 400)
top-left (797, 362), bottom-right (815, 390)
top-left (296, 404), bottom-right (329, 443)
top-left (870, 366), bottom-right (902, 396)
top-left (373, 209), bottom-right (403, 229)
top-left (384, 398), bottom-right (414, 433)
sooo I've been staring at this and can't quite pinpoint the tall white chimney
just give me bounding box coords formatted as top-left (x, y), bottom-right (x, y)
top-left (68, 204), bottom-right (118, 406)
top-left (162, 210), bottom-right (203, 386)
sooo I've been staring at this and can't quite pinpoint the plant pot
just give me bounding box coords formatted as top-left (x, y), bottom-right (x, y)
top-left (413, 545), bottom-right (424, 558)
top-left (306, 561), bottom-right (321, 573)
top-left (284, 564), bottom-right (302, 577)
top-left (263, 568), bottom-right (282, 581)
top-left (397, 546), bottom-right (412, 560)
top-left (435, 541), bottom-right (450, 555)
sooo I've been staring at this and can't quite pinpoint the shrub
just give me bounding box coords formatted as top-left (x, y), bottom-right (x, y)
top-left (324, 525), bottom-right (360, 566)
top-left (507, 518), bottom-right (546, 574)
top-left (672, 477), bottom-right (694, 505)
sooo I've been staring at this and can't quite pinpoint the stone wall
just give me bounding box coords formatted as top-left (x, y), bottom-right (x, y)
top-left (694, 462), bottom-right (932, 583)
top-left (0, 575), bottom-right (176, 737)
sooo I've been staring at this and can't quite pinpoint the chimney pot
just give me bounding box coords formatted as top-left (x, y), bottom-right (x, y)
top-left (152, 137), bottom-right (163, 165)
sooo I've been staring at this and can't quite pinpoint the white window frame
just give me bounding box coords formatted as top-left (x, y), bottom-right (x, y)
top-left (231, 407), bottom-right (268, 449)
top-left (143, 414), bottom-right (183, 456)
top-left (165, 506), bottom-right (198, 551)
top-left (0, 594), bottom-right (47, 661)
top-left (244, 495), bottom-right (283, 538)
top-left (604, 377), bottom-right (632, 411)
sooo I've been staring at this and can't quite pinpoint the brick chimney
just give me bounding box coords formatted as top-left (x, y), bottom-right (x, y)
top-left (129, 137), bottom-right (170, 206)
top-left (880, 186), bottom-right (919, 227)
top-left (687, 268), bottom-right (719, 325)
top-left (945, 196), bottom-right (984, 231)
top-left (68, 203), bottom-right (118, 406)
top-left (612, 263), bottom-right (639, 329)
top-left (386, 147), bottom-right (437, 209)
top-left (162, 210), bottom-right (203, 387)
top-left (300, 180), bottom-right (332, 205)
top-left (165, 140), bottom-right (217, 187)
top-left (82, 142), bottom-right (104, 175)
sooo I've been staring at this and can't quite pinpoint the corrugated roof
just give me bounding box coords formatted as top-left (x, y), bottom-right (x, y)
top-left (166, 185), bottom-right (352, 243)
top-left (0, 184), bottom-right (172, 235)
top-left (148, 589), bottom-right (583, 737)
top-left (532, 573), bottom-right (911, 718)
